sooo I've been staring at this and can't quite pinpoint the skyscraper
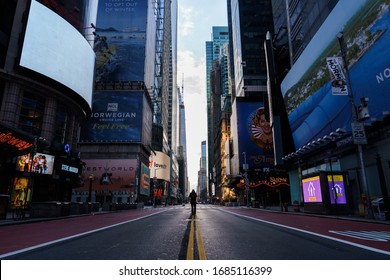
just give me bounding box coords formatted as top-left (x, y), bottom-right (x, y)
top-left (198, 140), bottom-right (208, 202)
top-left (227, 0), bottom-right (275, 174)
top-left (206, 26), bottom-right (229, 200)
top-left (177, 80), bottom-right (188, 202)
top-left (77, 0), bottom-right (180, 205)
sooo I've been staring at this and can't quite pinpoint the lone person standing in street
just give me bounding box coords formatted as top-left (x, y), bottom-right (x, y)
top-left (189, 189), bottom-right (197, 216)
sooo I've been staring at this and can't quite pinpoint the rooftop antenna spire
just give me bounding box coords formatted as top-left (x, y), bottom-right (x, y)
top-left (180, 73), bottom-right (184, 104)
top-left (182, 73), bottom-right (184, 97)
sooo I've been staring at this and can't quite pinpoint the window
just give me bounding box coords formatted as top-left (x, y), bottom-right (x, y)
top-left (19, 92), bottom-right (45, 135)
top-left (54, 104), bottom-right (68, 143)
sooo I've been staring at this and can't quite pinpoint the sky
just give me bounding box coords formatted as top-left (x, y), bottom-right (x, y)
top-left (177, 0), bottom-right (228, 189)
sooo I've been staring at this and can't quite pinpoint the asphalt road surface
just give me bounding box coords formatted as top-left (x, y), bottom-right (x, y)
top-left (1, 205), bottom-right (389, 260)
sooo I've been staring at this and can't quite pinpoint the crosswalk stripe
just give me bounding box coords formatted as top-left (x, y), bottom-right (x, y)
top-left (329, 230), bottom-right (390, 241)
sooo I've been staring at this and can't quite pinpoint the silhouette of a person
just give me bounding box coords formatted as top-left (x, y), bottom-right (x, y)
top-left (189, 189), bottom-right (197, 216)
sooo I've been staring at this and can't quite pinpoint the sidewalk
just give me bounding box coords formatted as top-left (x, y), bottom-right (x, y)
top-left (223, 203), bottom-right (390, 225)
top-left (0, 208), bottom-right (111, 227)
top-left (253, 205), bottom-right (390, 225)
top-left (0, 204), bottom-right (168, 226)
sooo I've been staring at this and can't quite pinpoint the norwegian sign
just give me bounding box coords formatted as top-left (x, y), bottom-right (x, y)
top-left (326, 57), bottom-right (348, 96)
top-left (351, 122), bottom-right (367, 144)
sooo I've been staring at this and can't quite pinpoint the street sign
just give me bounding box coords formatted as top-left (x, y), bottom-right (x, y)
top-left (351, 122), bottom-right (367, 144)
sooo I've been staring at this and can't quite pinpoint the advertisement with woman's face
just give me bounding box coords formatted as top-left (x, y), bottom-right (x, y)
top-left (237, 101), bottom-right (274, 169)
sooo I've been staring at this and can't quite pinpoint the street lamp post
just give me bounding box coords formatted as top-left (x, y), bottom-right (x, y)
top-left (88, 174), bottom-right (93, 203)
top-left (88, 174), bottom-right (93, 213)
top-left (242, 152), bottom-right (249, 207)
top-left (337, 32), bottom-right (372, 218)
top-left (153, 175), bottom-right (157, 208)
top-left (152, 167), bottom-right (163, 208)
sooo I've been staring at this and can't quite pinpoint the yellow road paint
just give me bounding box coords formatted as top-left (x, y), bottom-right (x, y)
top-left (196, 220), bottom-right (207, 260)
top-left (186, 216), bottom-right (207, 260)
top-left (186, 219), bottom-right (194, 260)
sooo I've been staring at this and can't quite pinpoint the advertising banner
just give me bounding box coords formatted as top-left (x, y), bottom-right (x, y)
top-left (10, 176), bottom-right (32, 208)
top-left (82, 159), bottom-right (137, 191)
top-left (327, 175), bottom-right (347, 204)
top-left (326, 57), bottom-right (348, 95)
top-left (95, 0), bottom-right (147, 82)
top-left (302, 176), bottom-right (323, 203)
top-left (140, 162), bottom-right (150, 196)
top-left (16, 152), bottom-right (55, 175)
top-left (281, 0), bottom-right (390, 149)
top-left (80, 91), bottom-right (143, 142)
top-left (150, 152), bottom-right (171, 182)
top-left (237, 101), bottom-right (274, 168)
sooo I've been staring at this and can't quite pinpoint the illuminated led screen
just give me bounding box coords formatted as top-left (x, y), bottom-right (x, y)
top-left (302, 176), bottom-right (323, 203)
top-left (20, 0), bottom-right (94, 107)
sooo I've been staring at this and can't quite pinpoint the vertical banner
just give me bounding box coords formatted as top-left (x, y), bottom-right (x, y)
top-left (327, 175), bottom-right (347, 204)
top-left (326, 57), bottom-right (348, 95)
top-left (140, 162), bottom-right (150, 196)
top-left (237, 101), bottom-right (274, 169)
top-left (95, 0), bottom-right (147, 82)
top-left (302, 176), bottom-right (323, 203)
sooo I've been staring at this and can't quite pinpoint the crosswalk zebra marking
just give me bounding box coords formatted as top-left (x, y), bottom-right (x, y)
top-left (329, 231), bottom-right (390, 242)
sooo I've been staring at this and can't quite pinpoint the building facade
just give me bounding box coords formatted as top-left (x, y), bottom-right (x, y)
top-left (224, 0), bottom-right (291, 207)
top-left (278, 0), bottom-right (390, 218)
top-left (0, 0), bottom-right (96, 216)
top-left (206, 26), bottom-right (229, 201)
top-left (75, 0), bottom-right (181, 207)
top-left (198, 140), bottom-right (208, 202)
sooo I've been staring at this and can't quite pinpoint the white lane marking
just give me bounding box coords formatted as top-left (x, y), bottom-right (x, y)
top-left (0, 210), bottom-right (167, 259)
top-left (220, 208), bottom-right (390, 256)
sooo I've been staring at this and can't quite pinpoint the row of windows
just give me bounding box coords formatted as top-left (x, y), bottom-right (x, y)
top-left (18, 92), bottom-right (68, 143)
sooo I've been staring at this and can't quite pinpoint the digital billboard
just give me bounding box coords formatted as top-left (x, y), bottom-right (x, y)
top-left (80, 91), bottom-right (144, 142)
top-left (16, 152), bottom-right (55, 175)
top-left (281, 0), bottom-right (390, 149)
top-left (82, 159), bottom-right (137, 191)
top-left (237, 101), bottom-right (274, 168)
top-left (20, 0), bottom-right (95, 107)
top-left (10, 176), bottom-right (32, 208)
top-left (95, 0), bottom-right (147, 82)
top-left (327, 175), bottom-right (347, 204)
top-left (142, 94), bottom-right (153, 147)
top-left (150, 151), bottom-right (171, 182)
top-left (140, 162), bottom-right (150, 196)
top-left (302, 176), bottom-right (323, 203)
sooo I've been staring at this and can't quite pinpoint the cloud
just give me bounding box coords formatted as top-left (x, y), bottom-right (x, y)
top-left (178, 50), bottom-right (206, 95)
top-left (179, 5), bottom-right (194, 37)
top-left (177, 0), bottom-right (228, 188)
top-left (177, 50), bottom-right (207, 186)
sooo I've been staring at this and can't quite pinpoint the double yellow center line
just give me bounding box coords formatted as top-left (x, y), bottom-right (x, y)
top-left (186, 216), bottom-right (207, 260)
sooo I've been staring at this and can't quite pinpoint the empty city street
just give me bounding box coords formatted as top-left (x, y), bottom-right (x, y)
top-left (1, 206), bottom-right (389, 260)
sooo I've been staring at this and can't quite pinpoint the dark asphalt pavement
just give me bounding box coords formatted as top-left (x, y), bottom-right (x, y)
top-left (0, 205), bottom-right (389, 260)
